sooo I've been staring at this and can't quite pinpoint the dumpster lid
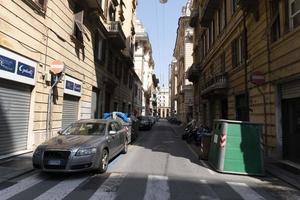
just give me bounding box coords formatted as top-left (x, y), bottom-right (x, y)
top-left (214, 119), bottom-right (263, 125)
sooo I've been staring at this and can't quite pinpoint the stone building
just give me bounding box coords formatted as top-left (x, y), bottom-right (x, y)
top-left (0, 0), bottom-right (140, 158)
top-left (172, 0), bottom-right (194, 124)
top-left (188, 0), bottom-right (300, 163)
top-left (134, 19), bottom-right (157, 116)
top-left (157, 85), bottom-right (171, 118)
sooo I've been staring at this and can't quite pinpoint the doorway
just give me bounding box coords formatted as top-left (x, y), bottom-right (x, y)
top-left (282, 97), bottom-right (300, 163)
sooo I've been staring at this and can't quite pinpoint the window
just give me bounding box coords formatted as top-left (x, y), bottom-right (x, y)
top-left (270, 0), bottom-right (281, 42)
top-left (94, 33), bottom-right (106, 63)
top-left (23, 0), bottom-right (48, 13)
top-left (232, 0), bottom-right (238, 14)
top-left (209, 20), bottom-right (214, 47)
top-left (108, 51), bottom-right (113, 73)
top-left (123, 65), bottom-right (128, 85)
top-left (109, 3), bottom-right (116, 21)
top-left (231, 32), bottom-right (246, 68)
top-left (34, 0), bottom-right (47, 10)
top-left (72, 11), bottom-right (86, 44)
top-left (220, 52), bottom-right (226, 72)
top-left (220, 0), bottom-right (227, 30)
top-left (289, 0), bottom-right (300, 29)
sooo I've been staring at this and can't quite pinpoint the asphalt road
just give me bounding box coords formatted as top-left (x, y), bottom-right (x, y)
top-left (0, 120), bottom-right (299, 200)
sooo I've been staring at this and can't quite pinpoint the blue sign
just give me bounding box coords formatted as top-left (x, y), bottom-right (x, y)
top-left (66, 80), bottom-right (74, 90)
top-left (0, 55), bottom-right (16, 73)
top-left (74, 83), bottom-right (81, 92)
top-left (17, 62), bottom-right (35, 79)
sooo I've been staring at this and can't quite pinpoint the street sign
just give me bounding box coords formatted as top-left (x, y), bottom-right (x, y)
top-left (250, 71), bottom-right (265, 85)
top-left (50, 60), bottom-right (65, 74)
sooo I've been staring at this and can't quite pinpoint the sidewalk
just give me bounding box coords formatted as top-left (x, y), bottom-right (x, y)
top-left (169, 123), bottom-right (300, 190)
top-left (0, 152), bottom-right (34, 184)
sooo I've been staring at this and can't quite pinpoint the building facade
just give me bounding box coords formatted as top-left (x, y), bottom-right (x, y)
top-left (134, 19), bottom-right (157, 116)
top-left (0, 0), bottom-right (140, 158)
top-left (172, 0), bottom-right (194, 124)
top-left (157, 85), bottom-right (171, 118)
top-left (188, 0), bottom-right (300, 163)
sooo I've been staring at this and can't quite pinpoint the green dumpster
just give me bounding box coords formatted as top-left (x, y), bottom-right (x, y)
top-left (208, 120), bottom-right (264, 176)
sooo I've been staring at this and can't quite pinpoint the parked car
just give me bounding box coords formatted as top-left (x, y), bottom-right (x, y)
top-left (138, 116), bottom-right (152, 130)
top-left (32, 119), bottom-right (128, 173)
top-left (148, 116), bottom-right (156, 126)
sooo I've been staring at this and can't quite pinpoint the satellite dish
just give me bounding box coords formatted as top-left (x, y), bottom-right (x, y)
top-left (160, 0), bottom-right (167, 3)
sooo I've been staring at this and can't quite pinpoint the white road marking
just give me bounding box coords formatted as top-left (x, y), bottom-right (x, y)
top-left (199, 160), bottom-right (216, 175)
top-left (199, 180), bottom-right (221, 200)
top-left (227, 182), bottom-right (265, 200)
top-left (34, 176), bottom-right (88, 200)
top-left (89, 173), bottom-right (125, 200)
top-left (143, 175), bottom-right (170, 200)
top-left (0, 173), bottom-right (42, 200)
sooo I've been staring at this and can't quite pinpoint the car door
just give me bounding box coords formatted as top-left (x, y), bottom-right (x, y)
top-left (113, 121), bottom-right (124, 152)
top-left (107, 122), bottom-right (118, 156)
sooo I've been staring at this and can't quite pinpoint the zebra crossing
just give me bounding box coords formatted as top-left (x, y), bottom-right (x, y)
top-left (0, 172), bottom-right (271, 200)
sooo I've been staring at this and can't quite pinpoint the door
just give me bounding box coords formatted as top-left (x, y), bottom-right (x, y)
top-left (107, 122), bottom-right (119, 156)
top-left (91, 88), bottom-right (100, 118)
top-left (114, 121), bottom-right (125, 152)
top-left (62, 94), bottom-right (79, 129)
top-left (0, 78), bottom-right (31, 156)
top-left (282, 98), bottom-right (300, 163)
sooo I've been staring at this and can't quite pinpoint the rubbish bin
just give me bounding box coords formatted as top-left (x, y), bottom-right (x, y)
top-left (208, 119), bottom-right (264, 176)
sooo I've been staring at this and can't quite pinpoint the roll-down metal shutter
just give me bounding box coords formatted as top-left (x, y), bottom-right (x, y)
top-left (0, 78), bottom-right (31, 156)
top-left (282, 79), bottom-right (300, 99)
top-left (62, 94), bottom-right (79, 129)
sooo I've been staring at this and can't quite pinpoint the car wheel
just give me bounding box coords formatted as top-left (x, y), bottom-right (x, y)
top-left (97, 149), bottom-right (109, 173)
top-left (122, 139), bottom-right (128, 154)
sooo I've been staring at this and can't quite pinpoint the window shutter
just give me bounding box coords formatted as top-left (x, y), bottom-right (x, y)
top-left (74, 11), bottom-right (87, 34)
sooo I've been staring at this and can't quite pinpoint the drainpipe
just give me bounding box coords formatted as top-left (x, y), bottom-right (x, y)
top-left (242, 10), bottom-right (250, 121)
top-left (264, 0), bottom-right (272, 156)
top-left (46, 73), bottom-right (64, 140)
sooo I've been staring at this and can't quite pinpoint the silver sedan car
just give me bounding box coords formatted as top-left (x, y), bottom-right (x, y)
top-left (32, 119), bottom-right (128, 173)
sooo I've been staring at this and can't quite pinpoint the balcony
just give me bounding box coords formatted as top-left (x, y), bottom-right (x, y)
top-left (199, 0), bottom-right (220, 27)
top-left (189, 9), bottom-right (199, 27)
top-left (187, 63), bottom-right (201, 82)
top-left (73, 0), bottom-right (103, 13)
top-left (107, 21), bottom-right (126, 49)
top-left (201, 73), bottom-right (228, 96)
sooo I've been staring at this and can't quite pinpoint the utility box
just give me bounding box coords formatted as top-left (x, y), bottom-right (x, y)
top-left (208, 120), bottom-right (264, 176)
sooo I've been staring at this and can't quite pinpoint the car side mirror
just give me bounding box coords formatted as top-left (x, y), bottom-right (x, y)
top-left (109, 130), bottom-right (117, 135)
top-left (57, 130), bottom-right (62, 135)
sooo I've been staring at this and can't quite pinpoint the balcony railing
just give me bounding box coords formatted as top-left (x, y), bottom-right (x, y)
top-left (187, 63), bottom-right (201, 82)
top-left (107, 21), bottom-right (126, 49)
top-left (199, 0), bottom-right (220, 27)
top-left (201, 73), bottom-right (228, 96)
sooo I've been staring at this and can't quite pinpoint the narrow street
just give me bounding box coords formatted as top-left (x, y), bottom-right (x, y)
top-left (0, 120), bottom-right (299, 200)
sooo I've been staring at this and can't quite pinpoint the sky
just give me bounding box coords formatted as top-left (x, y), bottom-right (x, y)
top-left (137, 0), bottom-right (187, 87)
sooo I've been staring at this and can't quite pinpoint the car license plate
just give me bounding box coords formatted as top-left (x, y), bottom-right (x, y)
top-left (48, 160), bottom-right (61, 165)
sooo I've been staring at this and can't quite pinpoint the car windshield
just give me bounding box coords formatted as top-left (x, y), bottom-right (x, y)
top-left (63, 122), bottom-right (106, 136)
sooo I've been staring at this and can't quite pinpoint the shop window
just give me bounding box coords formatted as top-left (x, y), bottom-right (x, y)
top-left (289, 0), bottom-right (300, 29)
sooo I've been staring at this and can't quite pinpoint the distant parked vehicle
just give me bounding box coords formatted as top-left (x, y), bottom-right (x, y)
top-left (32, 119), bottom-right (128, 173)
top-left (138, 116), bottom-right (152, 130)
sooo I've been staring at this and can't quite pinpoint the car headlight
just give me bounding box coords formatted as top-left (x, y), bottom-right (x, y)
top-left (75, 148), bottom-right (97, 156)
